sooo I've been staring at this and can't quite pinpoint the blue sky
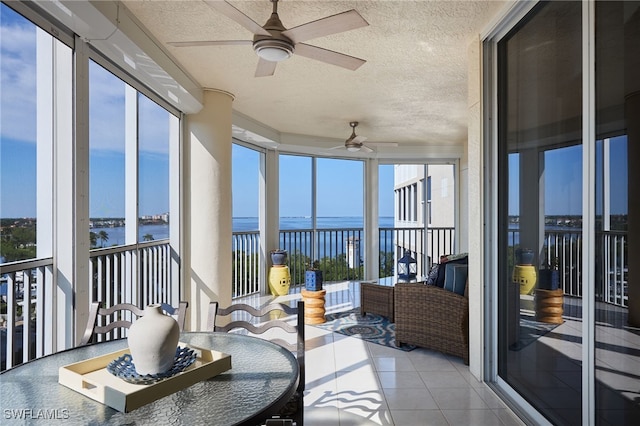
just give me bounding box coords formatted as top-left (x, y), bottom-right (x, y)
top-left (1, 3), bottom-right (393, 220)
top-left (0, 4), bottom-right (170, 219)
top-left (0, 3), bottom-right (628, 221)
top-left (231, 144), bottom-right (395, 218)
top-left (508, 139), bottom-right (628, 216)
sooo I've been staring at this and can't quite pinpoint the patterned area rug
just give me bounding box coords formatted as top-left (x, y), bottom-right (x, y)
top-left (314, 309), bottom-right (415, 351)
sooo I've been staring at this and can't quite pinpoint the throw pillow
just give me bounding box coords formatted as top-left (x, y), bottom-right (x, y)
top-left (444, 263), bottom-right (468, 296)
top-left (426, 264), bottom-right (440, 285)
top-left (435, 254), bottom-right (468, 288)
top-left (441, 252), bottom-right (469, 263)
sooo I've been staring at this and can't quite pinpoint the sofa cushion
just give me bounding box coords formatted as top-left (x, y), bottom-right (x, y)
top-left (435, 254), bottom-right (468, 288)
top-left (443, 263), bottom-right (468, 296)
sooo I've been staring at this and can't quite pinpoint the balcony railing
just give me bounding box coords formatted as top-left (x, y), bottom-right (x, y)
top-left (379, 227), bottom-right (456, 278)
top-left (232, 231), bottom-right (260, 298)
top-left (3, 227), bottom-right (628, 371)
top-left (508, 228), bottom-right (628, 307)
top-left (1, 240), bottom-right (174, 371)
top-left (231, 226), bottom-right (456, 299)
top-left (1, 258), bottom-right (54, 371)
top-left (90, 240), bottom-right (175, 326)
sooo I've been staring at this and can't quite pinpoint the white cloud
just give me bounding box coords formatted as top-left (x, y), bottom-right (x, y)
top-left (138, 95), bottom-right (170, 155)
top-left (1, 15), bottom-right (37, 144)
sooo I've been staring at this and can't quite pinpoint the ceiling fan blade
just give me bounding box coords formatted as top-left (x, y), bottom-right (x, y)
top-left (366, 142), bottom-right (399, 147)
top-left (167, 40), bottom-right (252, 47)
top-left (294, 43), bottom-right (366, 71)
top-left (282, 9), bottom-right (368, 43)
top-left (328, 145), bottom-right (345, 150)
top-left (255, 58), bottom-right (277, 77)
top-left (204, 0), bottom-right (270, 37)
top-left (352, 135), bottom-right (367, 144)
top-left (361, 145), bottom-right (374, 153)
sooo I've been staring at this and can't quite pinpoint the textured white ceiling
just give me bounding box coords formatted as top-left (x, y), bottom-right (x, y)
top-left (122, 0), bottom-right (506, 153)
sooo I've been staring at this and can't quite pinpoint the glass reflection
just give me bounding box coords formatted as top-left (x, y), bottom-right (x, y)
top-left (498, 2), bottom-right (583, 424)
top-left (594, 1), bottom-right (640, 424)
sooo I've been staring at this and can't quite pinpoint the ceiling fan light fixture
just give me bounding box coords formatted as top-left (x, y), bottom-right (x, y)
top-left (254, 39), bottom-right (294, 62)
top-left (345, 140), bottom-right (361, 152)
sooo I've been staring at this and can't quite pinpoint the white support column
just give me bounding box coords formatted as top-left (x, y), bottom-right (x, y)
top-left (260, 149), bottom-right (280, 294)
top-left (602, 138), bottom-right (611, 232)
top-left (184, 89), bottom-right (234, 331)
top-left (125, 86), bottom-right (138, 245)
top-left (364, 159), bottom-right (380, 280)
top-left (36, 29), bottom-right (55, 353)
top-left (124, 86), bottom-right (138, 304)
top-left (36, 30), bottom-right (53, 260)
top-left (582, 2), bottom-right (596, 422)
top-left (64, 36), bottom-right (89, 347)
top-left (519, 148), bottom-right (542, 267)
top-left (169, 114), bottom-right (181, 305)
top-left (467, 34), bottom-right (484, 381)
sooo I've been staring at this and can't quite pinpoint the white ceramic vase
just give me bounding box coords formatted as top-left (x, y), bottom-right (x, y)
top-left (127, 304), bottom-right (180, 375)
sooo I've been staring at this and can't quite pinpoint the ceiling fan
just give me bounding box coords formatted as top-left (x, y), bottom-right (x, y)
top-left (330, 122), bottom-right (398, 153)
top-left (168, 0), bottom-right (369, 77)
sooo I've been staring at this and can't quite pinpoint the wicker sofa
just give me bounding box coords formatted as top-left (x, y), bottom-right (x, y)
top-left (394, 282), bottom-right (469, 364)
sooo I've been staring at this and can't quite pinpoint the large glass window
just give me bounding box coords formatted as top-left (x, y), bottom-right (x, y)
top-left (594, 2), bottom-right (639, 424)
top-left (232, 144), bottom-right (260, 232)
top-left (495, 1), bottom-right (640, 424)
top-left (89, 60), bottom-right (126, 248)
top-left (316, 158), bottom-right (363, 226)
top-left (278, 155), bottom-right (365, 282)
top-left (138, 94), bottom-right (171, 242)
top-left (316, 157), bottom-right (364, 275)
top-left (89, 63), bottom-right (175, 247)
top-left (279, 154), bottom-right (312, 230)
top-left (497, 2), bottom-right (583, 424)
top-left (231, 143), bottom-right (261, 296)
top-left (379, 164), bottom-right (395, 277)
top-left (0, 4), bottom-right (60, 262)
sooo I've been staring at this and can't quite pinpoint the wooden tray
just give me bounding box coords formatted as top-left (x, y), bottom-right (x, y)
top-left (58, 343), bottom-right (231, 413)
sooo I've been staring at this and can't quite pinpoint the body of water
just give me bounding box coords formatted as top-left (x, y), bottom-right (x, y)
top-left (234, 216), bottom-right (395, 232)
top-left (90, 217), bottom-right (392, 246)
top-left (232, 217), bottom-right (400, 259)
top-left (91, 223), bottom-right (170, 246)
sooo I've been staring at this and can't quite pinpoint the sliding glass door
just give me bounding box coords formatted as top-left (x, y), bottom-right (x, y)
top-left (594, 2), bottom-right (639, 424)
top-left (497, 2), bottom-right (583, 424)
top-left (492, 1), bottom-right (640, 424)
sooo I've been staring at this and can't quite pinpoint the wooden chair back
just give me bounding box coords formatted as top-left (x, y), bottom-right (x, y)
top-left (80, 301), bottom-right (188, 346)
top-left (207, 300), bottom-right (305, 425)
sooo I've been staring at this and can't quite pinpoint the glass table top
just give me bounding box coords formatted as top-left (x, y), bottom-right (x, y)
top-left (0, 332), bottom-right (299, 425)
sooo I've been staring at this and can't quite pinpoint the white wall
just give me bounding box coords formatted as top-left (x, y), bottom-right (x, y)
top-left (467, 34), bottom-right (484, 381)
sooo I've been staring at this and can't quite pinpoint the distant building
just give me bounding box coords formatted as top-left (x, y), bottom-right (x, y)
top-left (394, 164), bottom-right (455, 276)
top-left (346, 236), bottom-right (360, 268)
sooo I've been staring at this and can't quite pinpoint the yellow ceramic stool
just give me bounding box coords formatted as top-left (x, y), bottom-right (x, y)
top-left (268, 266), bottom-right (291, 296)
top-left (513, 265), bottom-right (537, 295)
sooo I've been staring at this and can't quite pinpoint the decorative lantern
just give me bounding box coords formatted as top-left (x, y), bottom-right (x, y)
top-left (398, 250), bottom-right (417, 280)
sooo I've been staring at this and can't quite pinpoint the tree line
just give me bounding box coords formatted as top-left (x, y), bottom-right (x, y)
top-left (232, 249), bottom-right (396, 295)
top-left (1, 226), bottom-right (155, 263)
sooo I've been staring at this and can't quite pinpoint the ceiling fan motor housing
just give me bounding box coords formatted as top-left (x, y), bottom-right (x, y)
top-left (345, 140), bottom-right (362, 151)
top-left (253, 37), bottom-right (294, 61)
top-left (252, 7), bottom-right (294, 62)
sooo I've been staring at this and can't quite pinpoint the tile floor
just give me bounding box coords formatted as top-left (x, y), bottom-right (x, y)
top-left (240, 281), bottom-right (525, 426)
